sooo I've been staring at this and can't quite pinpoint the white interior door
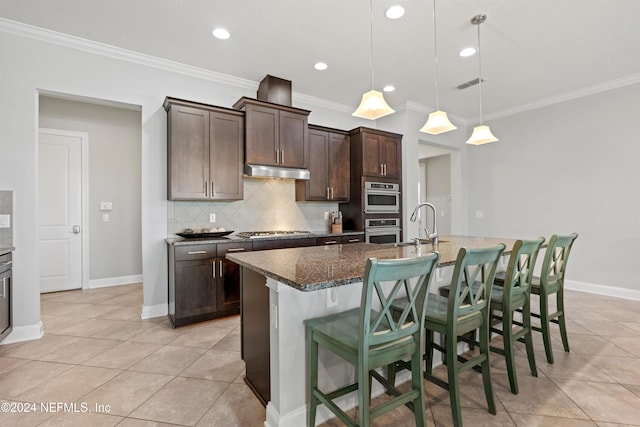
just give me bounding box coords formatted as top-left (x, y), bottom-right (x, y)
top-left (38, 129), bottom-right (86, 292)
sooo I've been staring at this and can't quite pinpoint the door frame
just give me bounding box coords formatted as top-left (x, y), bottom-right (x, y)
top-left (38, 128), bottom-right (90, 290)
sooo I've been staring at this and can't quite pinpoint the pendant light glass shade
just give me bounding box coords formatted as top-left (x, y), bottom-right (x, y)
top-left (352, 0), bottom-right (394, 120)
top-left (466, 14), bottom-right (498, 145)
top-left (420, 0), bottom-right (456, 135)
top-left (466, 125), bottom-right (498, 145)
top-left (420, 110), bottom-right (457, 134)
top-left (353, 90), bottom-right (395, 120)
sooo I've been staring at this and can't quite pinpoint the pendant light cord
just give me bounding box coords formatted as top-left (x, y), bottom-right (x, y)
top-left (369, 0), bottom-right (375, 90)
top-left (432, 0), bottom-right (440, 109)
top-left (477, 18), bottom-right (484, 125)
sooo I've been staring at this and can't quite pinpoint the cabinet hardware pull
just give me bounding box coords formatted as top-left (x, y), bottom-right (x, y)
top-left (276, 150), bottom-right (280, 164)
top-left (219, 260), bottom-right (223, 277)
top-left (1, 277), bottom-right (4, 298)
top-left (204, 181), bottom-right (208, 197)
top-left (212, 262), bottom-right (216, 279)
top-left (380, 163), bottom-right (384, 175)
top-left (348, 239), bottom-right (360, 243)
top-left (281, 150), bottom-right (284, 164)
top-left (1, 261), bottom-right (12, 266)
top-left (187, 250), bottom-right (207, 255)
top-left (326, 187), bottom-right (330, 200)
top-left (383, 163), bottom-right (387, 176)
top-left (227, 248), bottom-right (245, 252)
top-left (324, 240), bottom-right (338, 245)
top-left (330, 187), bottom-right (334, 200)
top-left (211, 181), bottom-right (214, 198)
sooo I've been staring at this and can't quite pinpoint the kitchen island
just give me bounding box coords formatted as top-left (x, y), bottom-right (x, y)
top-left (227, 236), bottom-right (517, 427)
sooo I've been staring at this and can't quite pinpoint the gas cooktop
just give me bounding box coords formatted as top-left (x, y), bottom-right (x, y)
top-left (235, 230), bottom-right (312, 239)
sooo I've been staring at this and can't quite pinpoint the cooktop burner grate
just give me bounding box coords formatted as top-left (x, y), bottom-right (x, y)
top-left (236, 230), bottom-right (311, 239)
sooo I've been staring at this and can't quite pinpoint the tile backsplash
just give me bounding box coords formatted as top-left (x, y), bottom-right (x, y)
top-left (167, 178), bottom-right (338, 236)
top-left (0, 191), bottom-right (13, 248)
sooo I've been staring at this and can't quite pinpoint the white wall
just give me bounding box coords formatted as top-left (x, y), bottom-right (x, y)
top-left (0, 23), bottom-right (379, 338)
top-left (466, 83), bottom-right (640, 292)
top-left (39, 96), bottom-right (142, 282)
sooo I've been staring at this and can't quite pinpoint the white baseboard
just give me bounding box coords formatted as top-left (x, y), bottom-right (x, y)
top-left (141, 303), bottom-right (167, 320)
top-left (565, 279), bottom-right (640, 301)
top-left (0, 321), bottom-right (44, 345)
top-left (87, 274), bottom-right (143, 289)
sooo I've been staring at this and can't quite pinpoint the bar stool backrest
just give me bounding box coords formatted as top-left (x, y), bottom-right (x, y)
top-left (448, 244), bottom-right (506, 320)
top-left (503, 237), bottom-right (545, 301)
top-left (360, 254), bottom-right (440, 356)
top-left (539, 233), bottom-right (578, 292)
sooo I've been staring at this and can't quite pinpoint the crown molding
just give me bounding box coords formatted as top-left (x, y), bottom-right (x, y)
top-left (0, 18), bottom-right (258, 91)
top-left (4, 17), bottom-right (640, 122)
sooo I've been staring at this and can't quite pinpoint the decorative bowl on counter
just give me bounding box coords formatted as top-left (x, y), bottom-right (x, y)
top-left (177, 230), bottom-right (234, 239)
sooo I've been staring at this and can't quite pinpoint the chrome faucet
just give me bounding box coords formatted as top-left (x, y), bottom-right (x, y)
top-left (410, 202), bottom-right (438, 245)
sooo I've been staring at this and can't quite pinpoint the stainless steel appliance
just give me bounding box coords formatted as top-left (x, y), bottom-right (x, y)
top-left (364, 218), bottom-right (401, 244)
top-left (364, 181), bottom-right (400, 213)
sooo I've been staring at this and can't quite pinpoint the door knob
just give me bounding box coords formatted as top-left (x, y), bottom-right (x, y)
top-left (72, 225), bottom-right (81, 234)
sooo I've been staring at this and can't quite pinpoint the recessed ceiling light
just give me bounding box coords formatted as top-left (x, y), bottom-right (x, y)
top-left (314, 62), bottom-right (328, 71)
top-left (383, 85), bottom-right (395, 92)
top-left (385, 5), bottom-right (405, 20)
top-left (212, 28), bottom-right (230, 40)
top-left (459, 47), bottom-right (476, 57)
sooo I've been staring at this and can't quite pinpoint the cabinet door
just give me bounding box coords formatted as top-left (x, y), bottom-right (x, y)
top-left (168, 106), bottom-right (210, 199)
top-left (328, 132), bottom-right (350, 201)
top-left (305, 129), bottom-right (330, 200)
top-left (279, 111), bottom-right (307, 168)
top-left (381, 136), bottom-right (401, 179)
top-left (210, 112), bottom-right (244, 200)
top-left (174, 259), bottom-right (217, 318)
top-left (362, 133), bottom-right (383, 177)
top-left (218, 258), bottom-right (241, 312)
top-left (245, 104), bottom-right (279, 166)
top-left (0, 269), bottom-right (10, 339)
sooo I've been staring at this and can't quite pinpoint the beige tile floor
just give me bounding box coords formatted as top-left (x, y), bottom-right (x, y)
top-left (1, 284), bottom-right (639, 426)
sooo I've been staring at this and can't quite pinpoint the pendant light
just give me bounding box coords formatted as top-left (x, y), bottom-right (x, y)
top-left (352, 0), bottom-right (395, 120)
top-left (466, 14), bottom-right (498, 145)
top-left (420, 0), bottom-right (457, 135)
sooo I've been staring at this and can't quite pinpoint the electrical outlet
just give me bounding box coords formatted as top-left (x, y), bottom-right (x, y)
top-left (324, 211), bottom-right (330, 220)
top-left (209, 213), bottom-right (216, 223)
top-left (102, 213), bottom-right (110, 222)
top-left (475, 211), bottom-right (484, 219)
top-left (326, 287), bottom-right (339, 308)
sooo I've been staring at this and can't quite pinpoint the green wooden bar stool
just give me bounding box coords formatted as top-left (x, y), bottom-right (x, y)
top-left (526, 233), bottom-right (578, 364)
top-left (391, 244), bottom-right (505, 427)
top-left (487, 237), bottom-right (544, 394)
top-left (305, 253), bottom-right (440, 427)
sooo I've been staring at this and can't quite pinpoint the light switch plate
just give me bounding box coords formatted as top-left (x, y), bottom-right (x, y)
top-left (100, 202), bottom-right (113, 211)
top-left (0, 214), bottom-right (10, 228)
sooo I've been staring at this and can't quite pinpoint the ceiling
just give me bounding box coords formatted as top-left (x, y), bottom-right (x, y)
top-left (2, 0), bottom-right (639, 122)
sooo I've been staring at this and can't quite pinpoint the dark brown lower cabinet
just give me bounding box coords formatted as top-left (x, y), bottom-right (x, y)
top-left (0, 252), bottom-right (12, 342)
top-left (168, 242), bottom-right (250, 327)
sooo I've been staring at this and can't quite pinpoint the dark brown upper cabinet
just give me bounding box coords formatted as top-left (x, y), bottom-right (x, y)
top-left (350, 127), bottom-right (402, 180)
top-left (296, 125), bottom-right (350, 202)
top-left (233, 97), bottom-right (310, 169)
top-left (164, 97), bottom-right (244, 201)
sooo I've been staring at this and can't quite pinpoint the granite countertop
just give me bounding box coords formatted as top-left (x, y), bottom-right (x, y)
top-left (0, 246), bottom-right (14, 256)
top-left (226, 235), bottom-right (518, 292)
top-left (165, 230), bottom-right (364, 246)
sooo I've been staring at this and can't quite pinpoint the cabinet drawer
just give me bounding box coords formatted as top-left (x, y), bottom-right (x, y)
top-left (0, 253), bottom-right (11, 274)
top-left (217, 242), bottom-right (253, 257)
top-left (317, 236), bottom-right (340, 246)
top-left (342, 235), bottom-right (364, 244)
top-left (175, 244), bottom-right (217, 261)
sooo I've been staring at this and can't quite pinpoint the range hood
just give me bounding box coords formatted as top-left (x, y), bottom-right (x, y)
top-left (244, 164), bottom-right (310, 180)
